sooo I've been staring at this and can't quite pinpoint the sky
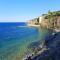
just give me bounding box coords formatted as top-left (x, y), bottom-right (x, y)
top-left (0, 0), bottom-right (60, 22)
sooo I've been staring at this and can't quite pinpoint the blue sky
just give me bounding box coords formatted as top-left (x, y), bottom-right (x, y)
top-left (0, 0), bottom-right (60, 22)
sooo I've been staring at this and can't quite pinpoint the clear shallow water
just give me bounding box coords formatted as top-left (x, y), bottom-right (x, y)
top-left (0, 23), bottom-right (48, 60)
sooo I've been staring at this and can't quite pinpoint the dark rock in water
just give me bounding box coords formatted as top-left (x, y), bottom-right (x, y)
top-left (25, 56), bottom-right (32, 60)
top-left (44, 32), bottom-right (60, 48)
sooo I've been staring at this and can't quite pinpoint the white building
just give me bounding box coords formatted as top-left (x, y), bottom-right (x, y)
top-left (38, 16), bottom-right (45, 23)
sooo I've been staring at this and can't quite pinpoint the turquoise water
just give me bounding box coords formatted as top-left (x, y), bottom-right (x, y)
top-left (0, 23), bottom-right (48, 60)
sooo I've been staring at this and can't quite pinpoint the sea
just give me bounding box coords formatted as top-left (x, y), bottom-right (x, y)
top-left (0, 22), bottom-right (48, 60)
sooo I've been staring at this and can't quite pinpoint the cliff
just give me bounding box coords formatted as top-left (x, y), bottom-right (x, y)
top-left (27, 10), bottom-right (60, 29)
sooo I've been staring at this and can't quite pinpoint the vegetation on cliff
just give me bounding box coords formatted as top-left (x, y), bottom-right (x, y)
top-left (42, 10), bottom-right (60, 29)
top-left (42, 10), bottom-right (60, 19)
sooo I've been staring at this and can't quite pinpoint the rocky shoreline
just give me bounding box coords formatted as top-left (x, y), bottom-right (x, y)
top-left (23, 29), bottom-right (60, 60)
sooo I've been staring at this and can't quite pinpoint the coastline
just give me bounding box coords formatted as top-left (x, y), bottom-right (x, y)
top-left (22, 28), bottom-right (48, 60)
top-left (16, 22), bottom-right (60, 60)
top-left (17, 25), bottom-right (40, 28)
top-left (22, 27), bottom-right (60, 60)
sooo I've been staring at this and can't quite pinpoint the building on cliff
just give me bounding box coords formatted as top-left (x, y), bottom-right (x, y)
top-left (27, 15), bottom-right (60, 29)
top-left (27, 16), bottom-right (43, 26)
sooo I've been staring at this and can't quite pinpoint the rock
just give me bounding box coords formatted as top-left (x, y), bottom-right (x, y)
top-left (30, 32), bottom-right (60, 60)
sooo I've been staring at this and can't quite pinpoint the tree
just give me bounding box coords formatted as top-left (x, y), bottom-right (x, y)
top-left (37, 18), bottom-right (39, 23)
